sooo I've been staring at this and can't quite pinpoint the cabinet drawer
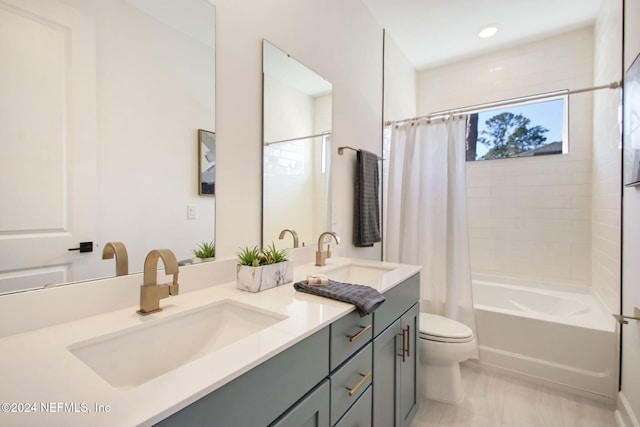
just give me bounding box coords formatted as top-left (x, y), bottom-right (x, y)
top-left (330, 310), bottom-right (372, 370)
top-left (270, 379), bottom-right (330, 427)
top-left (373, 273), bottom-right (419, 336)
top-left (334, 385), bottom-right (372, 427)
top-left (330, 342), bottom-right (372, 425)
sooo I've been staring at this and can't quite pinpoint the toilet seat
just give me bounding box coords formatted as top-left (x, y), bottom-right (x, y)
top-left (419, 313), bottom-right (473, 343)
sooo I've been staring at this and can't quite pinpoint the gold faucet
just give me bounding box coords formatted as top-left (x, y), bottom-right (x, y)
top-left (315, 231), bottom-right (341, 266)
top-left (137, 249), bottom-right (179, 315)
top-left (279, 228), bottom-right (300, 248)
top-left (102, 241), bottom-right (129, 276)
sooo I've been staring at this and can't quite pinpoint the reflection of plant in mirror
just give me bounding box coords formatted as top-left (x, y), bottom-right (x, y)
top-left (237, 243), bottom-right (288, 266)
top-left (193, 241), bottom-right (215, 259)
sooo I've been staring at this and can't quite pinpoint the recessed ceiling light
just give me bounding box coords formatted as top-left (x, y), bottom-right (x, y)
top-left (478, 24), bottom-right (498, 39)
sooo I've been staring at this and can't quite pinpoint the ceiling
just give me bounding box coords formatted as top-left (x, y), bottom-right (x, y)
top-left (361, 0), bottom-right (604, 70)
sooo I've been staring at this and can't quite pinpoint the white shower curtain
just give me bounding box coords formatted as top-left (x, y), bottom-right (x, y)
top-left (384, 117), bottom-right (477, 345)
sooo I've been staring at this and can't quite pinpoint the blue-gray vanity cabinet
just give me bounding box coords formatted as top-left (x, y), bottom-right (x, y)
top-left (330, 342), bottom-right (372, 425)
top-left (334, 385), bottom-right (372, 427)
top-left (270, 380), bottom-right (330, 427)
top-left (330, 310), bottom-right (372, 370)
top-left (373, 273), bottom-right (420, 336)
top-left (155, 326), bottom-right (330, 427)
top-left (398, 304), bottom-right (419, 427)
top-left (372, 317), bottom-right (402, 426)
top-left (372, 273), bottom-right (420, 427)
top-left (155, 272), bottom-right (420, 427)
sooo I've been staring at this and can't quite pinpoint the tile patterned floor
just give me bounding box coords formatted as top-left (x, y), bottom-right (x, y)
top-left (411, 364), bottom-right (617, 427)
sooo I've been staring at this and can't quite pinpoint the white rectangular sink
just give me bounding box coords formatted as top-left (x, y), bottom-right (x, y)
top-left (318, 263), bottom-right (395, 284)
top-left (68, 300), bottom-right (287, 388)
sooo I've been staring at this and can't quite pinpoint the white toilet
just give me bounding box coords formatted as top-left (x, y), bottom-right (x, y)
top-left (418, 312), bottom-right (476, 404)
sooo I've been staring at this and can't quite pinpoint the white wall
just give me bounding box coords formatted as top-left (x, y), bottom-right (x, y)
top-left (621, 0), bottom-right (640, 424)
top-left (213, 0), bottom-right (384, 260)
top-left (417, 28), bottom-right (596, 286)
top-left (383, 33), bottom-right (417, 123)
top-left (592, 0), bottom-right (623, 313)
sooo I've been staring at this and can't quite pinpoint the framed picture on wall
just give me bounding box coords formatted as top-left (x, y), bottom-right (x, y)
top-left (198, 129), bottom-right (215, 195)
top-left (624, 52), bottom-right (640, 186)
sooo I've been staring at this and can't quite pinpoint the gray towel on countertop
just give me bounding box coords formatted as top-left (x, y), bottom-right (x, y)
top-left (353, 149), bottom-right (381, 247)
top-left (293, 279), bottom-right (385, 317)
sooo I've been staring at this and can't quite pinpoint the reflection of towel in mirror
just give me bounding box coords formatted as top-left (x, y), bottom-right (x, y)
top-left (353, 149), bottom-right (381, 247)
top-left (293, 279), bottom-right (385, 317)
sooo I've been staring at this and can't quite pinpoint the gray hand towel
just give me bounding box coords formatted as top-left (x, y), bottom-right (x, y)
top-left (353, 149), bottom-right (381, 247)
top-left (293, 279), bottom-right (385, 317)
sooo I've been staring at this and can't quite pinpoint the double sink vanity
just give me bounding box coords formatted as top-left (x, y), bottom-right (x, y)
top-left (0, 253), bottom-right (421, 426)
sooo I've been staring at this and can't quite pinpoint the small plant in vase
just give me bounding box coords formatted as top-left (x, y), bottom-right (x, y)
top-left (237, 245), bottom-right (262, 267)
top-left (262, 242), bottom-right (288, 265)
top-left (236, 243), bottom-right (292, 292)
top-left (193, 241), bottom-right (215, 262)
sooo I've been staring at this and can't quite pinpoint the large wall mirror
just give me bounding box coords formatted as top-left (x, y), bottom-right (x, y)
top-left (0, 0), bottom-right (216, 294)
top-left (262, 40), bottom-right (333, 249)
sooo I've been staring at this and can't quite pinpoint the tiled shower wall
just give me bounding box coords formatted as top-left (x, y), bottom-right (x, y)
top-left (417, 27), bottom-right (596, 286)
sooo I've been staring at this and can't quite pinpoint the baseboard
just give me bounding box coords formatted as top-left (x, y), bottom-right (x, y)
top-left (616, 391), bottom-right (640, 427)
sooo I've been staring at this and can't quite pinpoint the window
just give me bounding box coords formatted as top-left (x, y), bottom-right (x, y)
top-left (466, 96), bottom-right (568, 161)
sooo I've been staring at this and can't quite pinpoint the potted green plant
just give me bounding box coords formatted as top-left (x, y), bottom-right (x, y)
top-left (192, 241), bottom-right (215, 263)
top-left (236, 243), bottom-right (292, 292)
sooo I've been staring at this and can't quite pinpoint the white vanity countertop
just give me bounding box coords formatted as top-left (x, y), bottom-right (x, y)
top-left (0, 257), bottom-right (420, 427)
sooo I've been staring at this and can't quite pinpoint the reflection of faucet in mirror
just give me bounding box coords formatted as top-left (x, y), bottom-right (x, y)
top-left (101, 242), bottom-right (129, 276)
top-left (315, 231), bottom-right (341, 266)
top-left (137, 249), bottom-right (180, 316)
top-left (279, 229), bottom-right (300, 248)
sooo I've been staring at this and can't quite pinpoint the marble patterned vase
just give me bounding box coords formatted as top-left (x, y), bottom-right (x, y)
top-left (236, 261), bottom-right (293, 293)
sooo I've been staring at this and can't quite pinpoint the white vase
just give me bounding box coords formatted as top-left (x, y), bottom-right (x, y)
top-left (236, 261), bottom-right (293, 293)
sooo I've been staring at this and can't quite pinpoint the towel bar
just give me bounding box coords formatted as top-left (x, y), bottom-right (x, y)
top-left (612, 307), bottom-right (640, 325)
top-left (337, 146), bottom-right (384, 160)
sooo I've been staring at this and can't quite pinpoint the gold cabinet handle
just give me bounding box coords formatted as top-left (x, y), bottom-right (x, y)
top-left (397, 329), bottom-right (406, 362)
top-left (405, 324), bottom-right (411, 358)
top-left (346, 371), bottom-right (372, 396)
top-left (346, 324), bottom-right (372, 342)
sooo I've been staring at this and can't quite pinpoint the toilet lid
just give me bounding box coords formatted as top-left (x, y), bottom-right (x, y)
top-left (419, 313), bottom-right (473, 343)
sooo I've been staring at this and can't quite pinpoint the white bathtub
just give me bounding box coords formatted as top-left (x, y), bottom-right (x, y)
top-left (472, 276), bottom-right (618, 400)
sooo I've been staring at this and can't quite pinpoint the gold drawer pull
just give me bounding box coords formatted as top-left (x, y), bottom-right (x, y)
top-left (346, 324), bottom-right (372, 342)
top-left (346, 371), bottom-right (372, 396)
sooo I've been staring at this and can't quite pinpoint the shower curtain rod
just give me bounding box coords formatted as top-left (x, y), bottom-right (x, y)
top-left (384, 81), bottom-right (622, 127)
top-left (264, 131), bottom-right (332, 146)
